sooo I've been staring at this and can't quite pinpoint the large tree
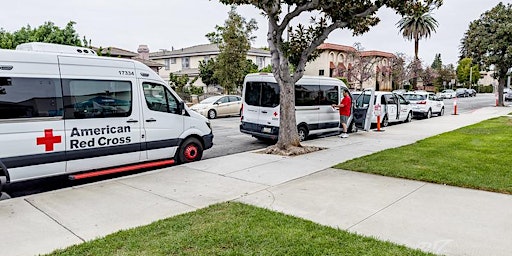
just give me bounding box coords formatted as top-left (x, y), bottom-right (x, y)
top-left (207, 6), bottom-right (258, 94)
top-left (460, 2), bottom-right (512, 106)
top-left (0, 21), bottom-right (84, 49)
top-left (397, 3), bottom-right (439, 88)
top-left (397, 4), bottom-right (439, 61)
top-left (219, 0), bottom-right (443, 154)
top-left (456, 57), bottom-right (480, 88)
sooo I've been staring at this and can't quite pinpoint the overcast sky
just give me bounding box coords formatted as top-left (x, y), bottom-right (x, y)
top-left (1, 0), bottom-right (509, 66)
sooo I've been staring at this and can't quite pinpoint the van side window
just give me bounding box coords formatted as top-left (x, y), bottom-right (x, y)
top-left (319, 85), bottom-right (339, 105)
top-left (0, 77), bottom-right (62, 120)
top-left (295, 84), bottom-right (318, 106)
top-left (143, 83), bottom-right (179, 114)
top-left (62, 79), bottom-right (132, 119)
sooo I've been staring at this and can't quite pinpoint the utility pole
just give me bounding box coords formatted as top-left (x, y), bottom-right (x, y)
top-left (469, 66), bottom-right (473, 89)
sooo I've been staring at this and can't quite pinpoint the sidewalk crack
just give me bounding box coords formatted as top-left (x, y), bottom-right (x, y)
top-left (25, 199), bottom-right (85, 242)
top-left (347, 183), bottom-right (428, 230)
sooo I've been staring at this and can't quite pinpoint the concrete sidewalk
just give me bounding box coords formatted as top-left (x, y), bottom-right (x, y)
top-left (1, 107), bottom-right (511, 256)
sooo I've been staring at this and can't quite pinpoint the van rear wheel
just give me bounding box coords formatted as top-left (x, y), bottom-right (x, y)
top-left (382, 115), bottom-right (389, 127)
top-left (176, 137), bottom-right (203, 163)
top-left (297, 126), bottom-right (308, 142)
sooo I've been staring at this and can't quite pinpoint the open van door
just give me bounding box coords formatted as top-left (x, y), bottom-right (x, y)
top-left (352, 89), bottom-right (375, 131)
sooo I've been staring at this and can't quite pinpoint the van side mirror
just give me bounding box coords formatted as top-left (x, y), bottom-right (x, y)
top-left (177, 101), bottom-right (185, 115)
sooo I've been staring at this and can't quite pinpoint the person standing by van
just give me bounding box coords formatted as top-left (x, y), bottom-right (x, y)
top-left (333, 89), bottom-right (352, 138)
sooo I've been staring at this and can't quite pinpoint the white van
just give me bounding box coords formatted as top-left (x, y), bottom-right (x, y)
top-left (352, 90), bottom-right (413, 127)
top-left (0, 43), bottom-right (213, 197)
top-left (240, 73), bottom-right (372, 141)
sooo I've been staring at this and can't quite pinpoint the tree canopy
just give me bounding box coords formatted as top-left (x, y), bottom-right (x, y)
top-left (460, 2), bottom-right (512, 106)
top-left (218, 0), bottom-right (443, 153)
top-left (456, 57), bottom-right (480, 87)
top-left (0, 21), bottom-right (85, 49)
top-left (207, 6), bottom-right (258, 94)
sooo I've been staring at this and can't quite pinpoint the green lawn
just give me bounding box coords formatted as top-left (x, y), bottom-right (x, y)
top-left (47, 202), bottom-right (432, 256)
top-left (334, 116), bottom-right (512, 194)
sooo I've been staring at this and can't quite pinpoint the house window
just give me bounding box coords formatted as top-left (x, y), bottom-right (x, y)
top-left (182, 57), bottom-right (190, 69)
top-left (256, 57), bottom-right (265, 69)
top-left (319, 69), bottom-right (325, 76)
top-left (164, 59), bottom-right (170, 70)
top-left (170, 58), bottom-right (176, 64)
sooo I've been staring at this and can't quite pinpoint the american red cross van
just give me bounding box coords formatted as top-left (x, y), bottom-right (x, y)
top-left (0, 42), bottom-right (213, 198)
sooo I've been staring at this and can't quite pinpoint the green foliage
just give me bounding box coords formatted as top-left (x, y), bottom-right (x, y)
top-left (338, 77), bottom-right (349, 85)
top-left (335, 117), bottom-right (512, 194)
top-left (431, 53), bottom-right (442, 70)
top-left (456, 57), bottom-right (480, 86)
top-left (0, 21), bottom-right (85, 49)
top-left (185, 84), bottom-right (204, 95)
top-left (397, 5), bottom-right (440, 61)
top-left (198, 58), bottom-right (218, 87)
top-left (460, 2), bottom-right (512, 102)
top-left (208, 6), bottom-right (257, 94)
top-left (435, 64), bottom-right (456, 88)
top-left (259, 64), bottom-right (272, 73)
top-left (169, 73), bottom-right (190, 93)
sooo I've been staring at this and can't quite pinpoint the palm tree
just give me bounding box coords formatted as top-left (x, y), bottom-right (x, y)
top-left (397, 10), bottom-right (439, 61)
top-left (397, 9), bottom-right (438, 88)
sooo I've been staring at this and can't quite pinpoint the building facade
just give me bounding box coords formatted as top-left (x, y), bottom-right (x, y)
top-left (304, 43), bottom-right (395, 91)
top-left (149, 44), bottom-right (271, 92)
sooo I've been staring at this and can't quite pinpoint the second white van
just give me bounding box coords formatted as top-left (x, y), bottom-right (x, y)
top-left (240, 73), bottom-right (359, 141)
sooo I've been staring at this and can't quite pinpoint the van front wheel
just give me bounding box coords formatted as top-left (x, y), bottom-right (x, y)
top-left (177, 137), bottom-right (203, 163)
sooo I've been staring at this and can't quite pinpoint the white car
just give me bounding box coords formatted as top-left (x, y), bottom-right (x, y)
top-left (190, 95), bottom-right (242, 119)
top-left (440, 89), bottom-right (456, 99)
top-left (403, 91), bottom-right (445, 118)
top-left (352, 91), bottom-right (413, 127)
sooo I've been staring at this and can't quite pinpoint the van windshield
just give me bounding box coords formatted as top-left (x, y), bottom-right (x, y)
top-left (403, 94), bottom-right (426, 101)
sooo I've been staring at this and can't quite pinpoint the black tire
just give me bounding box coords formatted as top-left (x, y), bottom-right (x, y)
top-left (439, 107), bottom-right (445, 116)
top-left (176, 137), bottom-right (203, 164)
top-left (405, 112), bottom-right (412, 123)
top-left (207, 109), bottom-right (217, 119)
top-left (297, 126), bottom-right (309, 142)
top-left (426, 109), bottom-right (432, 119)
top-left (382, 115), bottom-right (389, 127)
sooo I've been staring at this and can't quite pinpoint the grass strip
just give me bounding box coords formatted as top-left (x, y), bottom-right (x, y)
top-left (47, 202), bottom-right (432, 256)
top-left (334, 116), bottom-right (512, 194)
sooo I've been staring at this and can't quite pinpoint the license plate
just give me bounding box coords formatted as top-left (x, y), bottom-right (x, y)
top-left (262, 127), bottom-right (271, 133)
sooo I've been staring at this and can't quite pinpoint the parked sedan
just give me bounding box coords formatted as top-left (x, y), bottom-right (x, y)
top-left (403, 91), bottom-right (445, 118)
top-left (439, 89), bottom-right (456, 99)
top-left (467, 88), bottom-right (477, 97)
top-left (190, 95), bottom-right (242, 119)
top-left (455, 88), bottom-right (469, 98)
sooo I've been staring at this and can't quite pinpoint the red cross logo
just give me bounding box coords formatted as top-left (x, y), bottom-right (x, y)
top-left (36, 129), bottom-right (62, 152)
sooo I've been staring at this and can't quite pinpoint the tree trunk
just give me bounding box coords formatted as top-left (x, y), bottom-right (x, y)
top-left (498, 77), bottom-right (505, 107)
top-left (266, 22), bottom-right (301, 151)
top-left (276, 78), bottom-right (300, 149)
top-left (413, 38), bottom-right (419, 89)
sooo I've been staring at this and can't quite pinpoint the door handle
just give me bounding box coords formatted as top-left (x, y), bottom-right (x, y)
top-left (146, 118), bottom-right (157, 123)
top-left (261, 111), bottom-right (268, 114)
top-left (126, 119), bottom-right (139, 123)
